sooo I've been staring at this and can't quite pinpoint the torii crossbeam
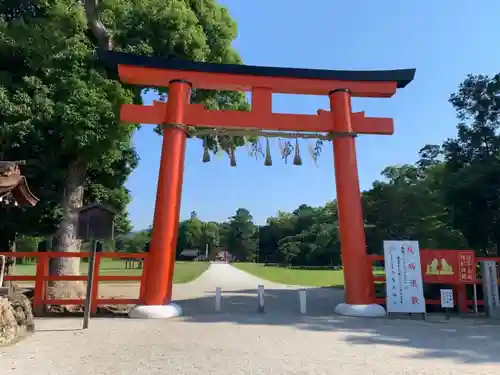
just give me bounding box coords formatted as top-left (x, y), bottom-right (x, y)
top-left (99, 49), bottom-right (415, 318)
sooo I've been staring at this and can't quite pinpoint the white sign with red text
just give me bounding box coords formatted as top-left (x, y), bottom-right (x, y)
top-left (384, 240), bottom-right (426, 314)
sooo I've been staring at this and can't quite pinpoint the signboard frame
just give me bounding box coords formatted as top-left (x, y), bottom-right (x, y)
top-left (384, 240), bottom-right (426, 315)
top-left (440, 289), bottom-right (454, 308)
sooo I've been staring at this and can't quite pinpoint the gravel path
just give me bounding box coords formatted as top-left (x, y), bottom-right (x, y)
top-left (2, 316), bottom-right (500, 374)
top-left (2, 263), bottom-right (500, 374)
top-left (100, 262), bottom-right (344, 315)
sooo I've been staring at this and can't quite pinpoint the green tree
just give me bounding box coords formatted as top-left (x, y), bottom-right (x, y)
top-left (225, 208), bottom-right (258, 260)
top-left (117, 231), bottom-right (151, 253)
top-left (259, 211), bottom-right (296, 263)
top-left (177, 212), bottom-right (220, 257)
top-left (1, 0), bottom-right (137, 279)
top-left (218, 221), bottom-right (231, 249)
top-left (441, 74), bottom-right (500, 255)
top-left (272, 204), bottom-right (340, 266)
top-left (200, 221), bottom-right (220, 253)
top-left (0, 0), bottom-right (248, 299)
top-left (362, 161), bottom-right (468, 253)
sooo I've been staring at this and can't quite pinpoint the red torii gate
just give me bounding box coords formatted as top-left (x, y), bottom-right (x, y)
top-left (99, 50), bottom-right (415, 318)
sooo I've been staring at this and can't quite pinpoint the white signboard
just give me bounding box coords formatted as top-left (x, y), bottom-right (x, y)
top-left (440, 289), bottom-right (454, 308)
top-left (384, 240), bottom-right (426, 313)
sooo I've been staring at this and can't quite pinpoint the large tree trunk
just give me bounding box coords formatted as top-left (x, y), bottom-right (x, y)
top-left (46, 161), bottom-right (86, 309)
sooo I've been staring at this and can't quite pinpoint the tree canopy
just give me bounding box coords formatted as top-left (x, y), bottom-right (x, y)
top-left (0, 2), bottom-right (247, 239)
top-left (0, 0), bottom-right (250, 299)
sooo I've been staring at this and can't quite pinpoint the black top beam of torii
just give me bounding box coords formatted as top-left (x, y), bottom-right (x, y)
top-left (98, 50), bottom-right (416, 89)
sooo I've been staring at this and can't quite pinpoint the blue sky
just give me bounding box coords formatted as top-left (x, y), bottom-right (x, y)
top-left (126, 0), bottom-right (500, 230)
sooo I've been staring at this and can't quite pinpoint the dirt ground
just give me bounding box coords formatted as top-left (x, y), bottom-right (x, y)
top-left (3, 265), bottom-right (500, 375)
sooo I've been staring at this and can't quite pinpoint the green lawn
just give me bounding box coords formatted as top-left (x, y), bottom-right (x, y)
top-left (9, 259), bottom-right (209, 284)
top-left (233, 263), bottom-right (385, 287)
top-left (172, 261), bottom-right (210, 283)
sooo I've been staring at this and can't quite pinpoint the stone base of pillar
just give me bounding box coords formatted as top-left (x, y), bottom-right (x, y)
top-left (334, 303), bottom-right (386, 317)
top-left (128, 303), bottom-right (182, 319)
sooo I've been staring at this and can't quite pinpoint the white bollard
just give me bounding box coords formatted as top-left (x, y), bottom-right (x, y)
top-left (257, 284), bottom-right (265, 313)
top-left (299, 289), bottom-right (307, 315)
top-left (215, 287), bottom-right (221, 312)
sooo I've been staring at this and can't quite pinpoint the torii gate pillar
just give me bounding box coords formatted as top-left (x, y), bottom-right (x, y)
top-left (330, 89), bottom-right (382, 317)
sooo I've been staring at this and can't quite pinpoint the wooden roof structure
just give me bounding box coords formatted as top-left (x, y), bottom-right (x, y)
top-left (0, 161), bottom-right (39, 207)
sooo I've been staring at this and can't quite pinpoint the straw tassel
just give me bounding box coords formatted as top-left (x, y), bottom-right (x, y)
top-left (293, 138), bottom-right (302, 166)
top-left (202, 137), bottom-right (210, 163)
top-left (230, 147), bottom-right (237, 167)
top-left (278, 138), bottom-right (285, 157)
top-left (264, 137), bottom-right (272, 166)
top-left (244, 136), bottom-right (253, 157)
top-left (215, 136), bottom-right (223, 159)
top-left (282, 140), bottom-right (293, 164)
top-left (308, 142), bottom-right (318, 167)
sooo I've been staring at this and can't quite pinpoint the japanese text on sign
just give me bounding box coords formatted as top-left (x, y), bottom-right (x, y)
top-left (458, 251), bottom-right (476, 282)
top-left (384, 241), bottom-right (426, 314)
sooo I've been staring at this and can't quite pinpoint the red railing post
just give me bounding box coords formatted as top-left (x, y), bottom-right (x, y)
top-left (455, 284), bottom-right (468, 313)
top-left (368, 258), bottom-right (376, 302)
top-left (139, 254), bottom-right (148, 302)
top-left (90, 253), bottom-right (101, 314)
top-left (33, 253), bottom-right (48, 315)
top-left (22, 252), bottom-right (153, 312)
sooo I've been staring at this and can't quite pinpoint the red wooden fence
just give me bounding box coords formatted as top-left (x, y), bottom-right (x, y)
top-left (368, 253), bottom-right (500, 313)
top-left (1, 251), bottom-right (148, 314)
top-left (4, 250), bottom-right (499, 315)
